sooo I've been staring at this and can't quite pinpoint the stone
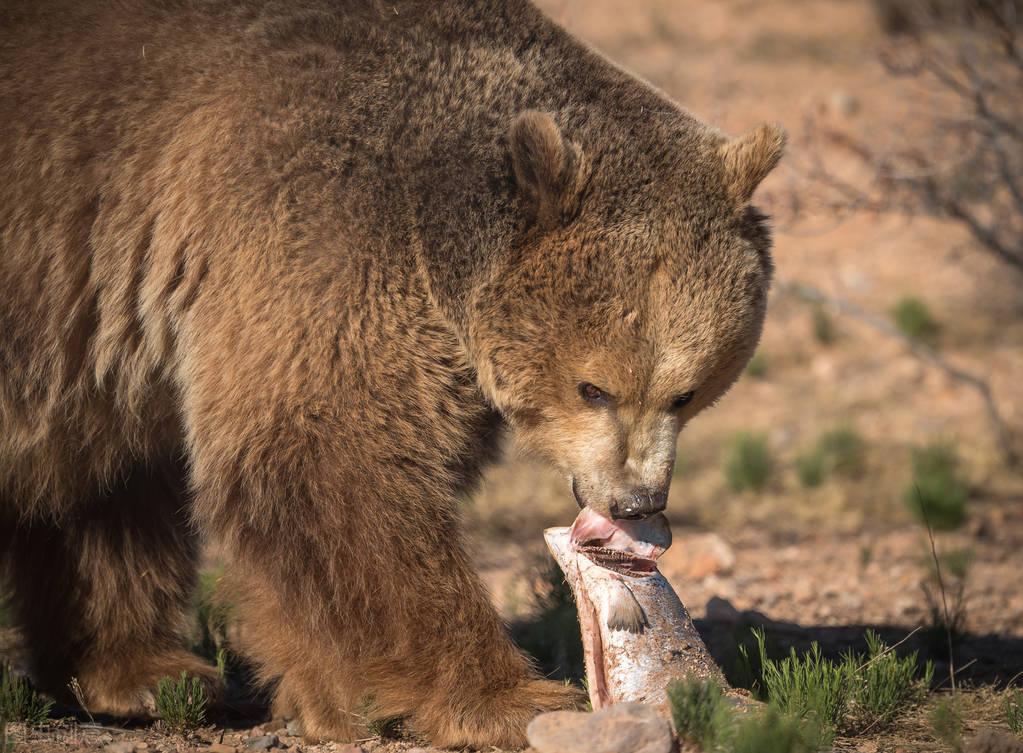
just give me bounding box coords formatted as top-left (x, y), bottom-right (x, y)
top-left (680, 533), bottom-right (735, 580)
top-left (965, 728), bottom-right (1023, 753)
top-left (103, 743), bottom-right (136, 753)
top-left (336, 745), bottom-right (366, 753)
top-left (245, 735), bottom-right (281, 750)
top-left (527, 702), bottom-right (672, 753)
top-left (208, 745), bottom-right (238, 753)
top-left (285, 720), bottom-right (304, 737)
top-left (705, 596), bottom-right (741, 623)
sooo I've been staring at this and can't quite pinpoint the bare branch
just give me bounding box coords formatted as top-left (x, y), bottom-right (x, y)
top-left (777, 280), bottom-right (1019, 467)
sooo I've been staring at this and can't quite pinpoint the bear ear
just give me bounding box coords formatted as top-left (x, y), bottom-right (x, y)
top-left (509, 110), bottom-right (587, 229)
top-left (719, 123), bottom-right (786, 204)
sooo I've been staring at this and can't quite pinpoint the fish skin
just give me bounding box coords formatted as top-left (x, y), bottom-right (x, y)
top-left (545, 525), bottom-right (727, 711)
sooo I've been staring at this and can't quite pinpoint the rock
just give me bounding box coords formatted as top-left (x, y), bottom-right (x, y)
top-left (285, 720), bottom-right (304, 737)
top-left (829, 90), bottom-right (860, 117)
top-left (965, 728), bottom-right (1023, 753)
top-left (336, 745), bottom-right (366, 753)
top-left (208, 745), bottom-right (238, 753)
top-left (245, 734), bottom-right (281, 750)
top-left (103, 743), bottom-right (136, 753)
top-left (527, 702), bottom-right (672, 753)
top-left (680, 533), bottom-right (736, 580)
top-left (705, 596), bottom-right (741, 623)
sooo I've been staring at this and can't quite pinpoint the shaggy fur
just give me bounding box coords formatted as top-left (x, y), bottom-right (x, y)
top-left (0, 0), bottom-right (783, 747)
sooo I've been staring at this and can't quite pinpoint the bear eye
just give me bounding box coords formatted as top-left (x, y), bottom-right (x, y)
top-left (672, 391), bottom-right (695, 410)
top-left (578, 382), bottom-right (611, 406)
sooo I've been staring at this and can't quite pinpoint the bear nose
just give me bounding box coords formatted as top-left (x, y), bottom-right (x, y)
top-left (610, 487), bottom-right (668, 520)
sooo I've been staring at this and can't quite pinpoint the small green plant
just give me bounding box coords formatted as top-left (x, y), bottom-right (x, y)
top-left (818, 426), bottom-right (867, 478)
top-left (725, 433), bottom-right (773, 492)
top-left (0, 662), bottom-right (52, 727)
top-left (746, 352), bottom-right (769, 379)
top-left (930, 697), bottom-right (964, 752)
top-left (731, 706), bottom-right (823, 753)
top-left (192, 567), bottom-right (230, 664)
top-left (844, 630), bottom-right (933, 731)
top-left (1005, 689), bottom-right (1023, 735)
top-left (795, 450), bottom-right (826, 488)
top-left (905, 443), bottom-right (969, 530)
top-left (751, 630), bottom-right (848, 743)
top-left (795, 426), bottom-right (867, 488)
top-left (155, 672), bottom-right (207, 732)
top-left (667, 678), bottom-right (735, 751)
top-left (811, 304), bottom-right (837, 346)
top-left (892, 295), bottom-right (940, 345)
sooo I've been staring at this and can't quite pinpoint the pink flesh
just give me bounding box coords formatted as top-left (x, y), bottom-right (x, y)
top-left (569, 506), bottom-right (671, 562)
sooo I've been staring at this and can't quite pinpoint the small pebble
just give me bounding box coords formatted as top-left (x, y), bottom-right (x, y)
top-left (103, 743), bottom-right (136, 753)
top-left (245, 734), bottom-right (281, 750)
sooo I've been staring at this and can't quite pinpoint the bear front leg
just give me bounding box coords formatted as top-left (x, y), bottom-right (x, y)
top-left (201, 451), bottom-right (581, 748)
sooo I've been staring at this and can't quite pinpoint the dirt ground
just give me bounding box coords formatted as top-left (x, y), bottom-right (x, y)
top-left (5, 0), bottom-right (1022, 751)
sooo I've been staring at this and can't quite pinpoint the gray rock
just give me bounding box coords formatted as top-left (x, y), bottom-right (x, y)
top-left (103, 743), bottom-right (136, 753)
top-left (527, 702), bottom-right (672, 753)
top-left (244, 734), bottom-right (280, 750)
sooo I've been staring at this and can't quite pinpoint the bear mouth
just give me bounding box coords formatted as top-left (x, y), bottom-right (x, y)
top-left (568, 507), bottom-right (670, 577)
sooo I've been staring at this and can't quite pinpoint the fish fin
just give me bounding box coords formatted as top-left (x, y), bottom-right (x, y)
top-left (606, 580), bottom-right (647, 633)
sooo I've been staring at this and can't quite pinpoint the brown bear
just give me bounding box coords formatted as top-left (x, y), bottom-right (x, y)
top-left (0, 0), bottom-right (783, 747)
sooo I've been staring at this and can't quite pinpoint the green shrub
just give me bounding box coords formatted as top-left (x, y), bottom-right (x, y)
top-left (795, 426), bottom-right (867, 488)
top-left (930, 697), bottom-right (964, 752)
top-left (746, 352), bottom-right (769, 379)
top-left (844, 630), bottom-right (933, 731)
top-left (155, 672), bottom-right (207, 732)
top-left (192, 567), bottom-right (230, 663)
top-left (731, 707), bottom-right (824, 753)
top-left (812, 304), bottom-right (837, 346)
top-left (667, 678), bottom-right (735, 751)
top-left (891, 296), bottom-right (940, 345)
top-left (1002, 691), bottom-right (1018, 732)
top-left (795, 450), bottom-right (826, 488)
top-left (725, 433), bottom-right (773, 492)
top-left (818, 426), bottom-right (867, 478)
top-left (1003, 689), bottom-right (1023, 735)
top-left (0, 663), bottom-right (52, 727)
top-left (904, 443), bottom-right (969, 530)
top-left (751, 630), bottom-right (848, 743)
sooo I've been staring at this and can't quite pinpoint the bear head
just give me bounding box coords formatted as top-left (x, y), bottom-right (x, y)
top-left (468, 110), bottom-right (785, 520)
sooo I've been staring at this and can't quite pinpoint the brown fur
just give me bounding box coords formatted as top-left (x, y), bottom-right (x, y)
top-left (0, 0), bottom-right (783, 747)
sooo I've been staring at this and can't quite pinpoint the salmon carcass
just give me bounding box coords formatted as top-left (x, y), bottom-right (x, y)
top-left (544, 508), bottom-right (729, 710)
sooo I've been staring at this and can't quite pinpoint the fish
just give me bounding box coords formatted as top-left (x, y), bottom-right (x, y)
top-left (544, 507), bottom-right (731, 711)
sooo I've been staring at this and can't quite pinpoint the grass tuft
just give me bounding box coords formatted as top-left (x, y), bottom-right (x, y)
top-left (725, 433), bottom-right (773, 492)
top-left (930, 697), bottom-right (964, 752)
top-left (812, 304), bottom-right (837, 346)
top-left (796, 425), bottom-right (867, 488)
top-left (751, 630), bottom-right (847, 743)
top-left (1004, 689), bottom-right (1023, 736)
top-left (731, 706), bottom-right (823, 753)
top-left (904, 442), bottom-right (969, 531)
top-left (891, 295), bottom-right (940, 345)
top-left (795, 451), bottom-right (827, 488)
top-left (155, 672), bottom-right (207, 732)
top-left (667, 678), bottom-right (735, 751)
top-left (844, 630), bottom-right (934, 732)
top-left (0, 662), bottom-right (52, 727)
